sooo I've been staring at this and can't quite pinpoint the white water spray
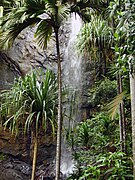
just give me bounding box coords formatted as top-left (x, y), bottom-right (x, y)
top-left (61, 13), bottom-right (82, 177)
top-left (64, 14), bottom-right (82, 91)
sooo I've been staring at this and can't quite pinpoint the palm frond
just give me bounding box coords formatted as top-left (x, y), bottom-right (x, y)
top-left (57, 3), bottom-right (70, 24)
top-left (34, 19), bottom-right (53, 49)
top-left (44, 0), bottom-right (70, 26)
top-left (0, 17), bottom-right (40, 49)
top-left (25, 0), bottom-right (45, 15)
top-left (107, 92), bottom-right (124, 119)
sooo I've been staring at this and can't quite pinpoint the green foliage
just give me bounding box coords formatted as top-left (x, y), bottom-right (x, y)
top-left (66, 112), bottom-right (119, 160)
top-left (67, 109), bottom-right (132, 179)
top-left (0, 152), bottom-right (7, 160)
top-left (0, 69), bottom-right (58, 136)
top-left (68, 152), bottom-right (133, 180)
top-left (77, 15), bottom-right (113, 57)
top-left (0, 0), bottom-right (70, 49)
top-left (79, 113), bottom-right (118, 149)
top-left (109, 0), bottom-right (135, 76)
top-left (77, 121), bottom-right (90, 147)
top-left (67, 112), bottom-right (133, 179)
top-left (88, 78), bottom-right (117, 108)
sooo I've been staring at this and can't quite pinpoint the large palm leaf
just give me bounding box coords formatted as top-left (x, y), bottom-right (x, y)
top-left (0, 0), bottom-right (70, 49)
top-left (0, 0), bottom-right (43, 49)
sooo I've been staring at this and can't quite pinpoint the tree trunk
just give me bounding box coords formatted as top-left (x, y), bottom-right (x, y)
top-left (129, 62), bottom-right (135, 178)
top-left (55, 9), bottom-right (62, 180)
top-left (116, 73), bottom-right (126, 152)
top-left (99, 43), bottom-right (103, 78)
top-left (31, 132), bottom-right (38, 180)
top-left (0, 6), bottom-right (3, 17)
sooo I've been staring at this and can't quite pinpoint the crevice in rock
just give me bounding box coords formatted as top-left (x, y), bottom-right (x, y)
top-left (0, 51), bottom-right (23, 77)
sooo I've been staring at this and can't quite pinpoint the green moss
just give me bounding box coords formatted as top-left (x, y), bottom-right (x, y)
top-left (0, 152), bottom-right (7, 160)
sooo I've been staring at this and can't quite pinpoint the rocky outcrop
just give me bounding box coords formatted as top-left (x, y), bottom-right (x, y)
top-left (0, 156), bottom-right (66, 180)
top-left (0, 158), bottom-right (31, 180)
top-left (7, 25), bottom-right (69, 75)
top-left (0, 128), bottom-right (58, 179)
top-left (0, 128), bottom-right (56, 164)
top-left (7, 27), bottom-right (48, 74)
top-left (0, 51), bottom-right (22, 90)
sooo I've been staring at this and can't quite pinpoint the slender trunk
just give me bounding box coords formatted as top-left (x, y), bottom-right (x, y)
top-left (103, 51), bottom-right (106, 75)
top-left (0, 6), bottom-right (3, 17)
top-left (55, 12), bottom-right (62, 180)
top-left (31, 132), bottom-right (38, 180)
top-left (129, 61), bottom-right (135, 178)
top-left (121, 100), bottom-right (126, 153)
top-left (116, 73), bottom-right (126, 152)
top-left (99, 43), bottom-right (103, 78)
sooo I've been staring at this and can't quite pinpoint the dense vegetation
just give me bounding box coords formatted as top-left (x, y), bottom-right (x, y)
top-left (66, 1), bottom-right (134, 179)
top-left (0, 0), bottom-right (135, 179)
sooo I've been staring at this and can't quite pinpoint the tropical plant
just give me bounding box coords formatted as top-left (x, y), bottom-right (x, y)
top-left (88, 78), bottom-right (117, 109)
top-left (69, 0), bottom-right (110, 22)
top-left (108, 0), bottom-right (134, 173)
top-left (67, 110), bottom-right (133, 179)
top-left (0, 69), bottom-right (58, 180)
top-left (67, 112), bottom-right (119, 161)
top-left (68, 131), bottom-right (133, 179)
top-left (71, 152), bottom-right (133, 180)
top-left (0, 1), bottom-right (70, 179)
top-left (77, 15), bottom-right (114, 77)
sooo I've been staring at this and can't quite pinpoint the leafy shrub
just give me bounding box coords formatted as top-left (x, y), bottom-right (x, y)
top-left (68, 152), bottom-right (133, 180)
top-left (0, 69), bottom-right (58, 135)
top-left (66, 112), bottom-right (132, 179)
top-left (0, 152), bottom-right (7, 160)
top-left (88, 78), bottom-right (117, 108)
top-left (74, 112), bottom-right (119, 151)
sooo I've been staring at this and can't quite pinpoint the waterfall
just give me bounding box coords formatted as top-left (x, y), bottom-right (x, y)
top-left (63, 14), bottom-right (82, 91)
top-left (61, 13), bottom-right (82, 177)
top-left (63, 13), bottom-right (82, 127)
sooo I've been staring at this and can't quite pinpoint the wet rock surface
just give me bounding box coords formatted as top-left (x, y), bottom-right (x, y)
top-left (0, 129), bottom-right (67, 180)
top-left (0, 156), bottom-right (66, 180)
top-left (0, 158), bottom-right (31, 180)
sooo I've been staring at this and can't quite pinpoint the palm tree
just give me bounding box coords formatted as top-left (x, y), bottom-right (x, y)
top-left (0, 1), bottom-right (70, 179)
top-left (0, 69), bottom-right (58, 180)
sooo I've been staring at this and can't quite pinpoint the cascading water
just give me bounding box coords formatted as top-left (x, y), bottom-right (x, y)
top-left (64, 13), bottom-right (82, 92)
top-left (60, 13), bottom-right (82, 177)
top-left (63, 13), bottom-right (82, 127)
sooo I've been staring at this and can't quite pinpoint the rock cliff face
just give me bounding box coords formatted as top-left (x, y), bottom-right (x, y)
top-left (0, 51), bottom-right (22, 90)
top-left (7, 27), bottom-right (49, 74)
top-left (7, 25), bottom-right (69, 75)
